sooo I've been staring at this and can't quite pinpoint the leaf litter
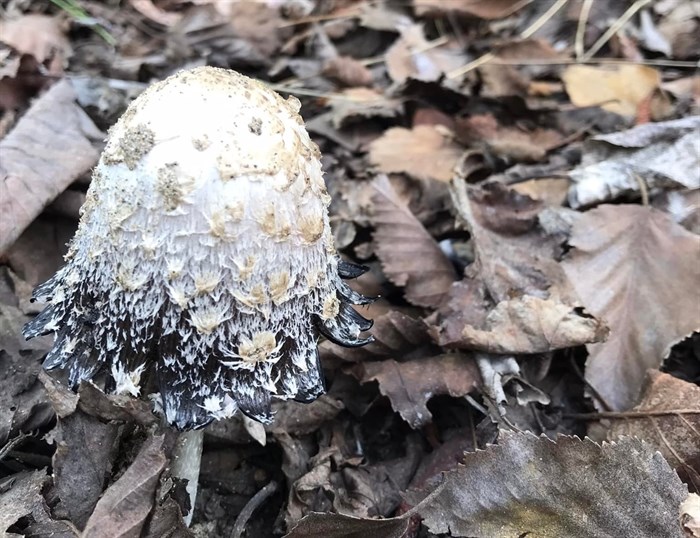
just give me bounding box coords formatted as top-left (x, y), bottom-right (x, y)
top-left (0, 1), bottom-right (699, 537)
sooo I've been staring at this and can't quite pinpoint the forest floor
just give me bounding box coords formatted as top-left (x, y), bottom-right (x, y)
top-left (0, 1), bottom-right (699, 537)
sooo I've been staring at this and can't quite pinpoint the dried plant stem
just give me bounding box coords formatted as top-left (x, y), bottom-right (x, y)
top-left (171, 429), bottom-right (204, 526)
top-left (231, 480), bottom-right (279, 538)
top-left (565, 409), bottom-right (700, 420)
top-left (581, 0), bottom-right (652, 61)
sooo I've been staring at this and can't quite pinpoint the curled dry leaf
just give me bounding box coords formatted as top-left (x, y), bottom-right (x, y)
top-left (562, 205), bottom-right (700, 411)
top-left (681, 494), bottom-right (700, 537)
top-left (385, 24), bottom-right (464, 84)
top-left (405, 432), bottom-right (688, 538)
top-left (608, 370), bottom-right (700, 486)
top-left (562, 64), bottom-right (672, 118)
top-left (368, 125), bottom-right (464, 182)
top-left (0, 470), bottom-right (49, 535)
top-left (322, 56), bottom-right (373, 87)
top-left (82, 435), bottom-right (168, 538)
top-left (0, 80), bottom-right (102, 254)
top-left (433, 180), bottom-right (602, 355)
top-left (568, 116), bottom-right (700, 208)
top-left (329, 88), bottom-right (403, 129)
top-left (0, 14), bottom-right (71, 75)
top-left (371, 175), bottom-right (458, 308)
top-left (321, 309), bottom-right (431, 362)
top-left (453, 295), bottom-right (608, 354)
top-left (351, 353), bottom-right (480, 428)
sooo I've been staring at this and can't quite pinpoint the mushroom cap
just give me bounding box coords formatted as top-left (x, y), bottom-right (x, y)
top-left (24, 67), bottom-right (372, 430)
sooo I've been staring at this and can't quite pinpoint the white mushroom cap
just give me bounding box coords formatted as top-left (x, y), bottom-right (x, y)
top-left (24, 67), bottom-right (373, 430)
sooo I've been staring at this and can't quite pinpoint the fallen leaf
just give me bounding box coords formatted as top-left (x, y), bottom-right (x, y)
top-left (82, 435), bottom-right (168, 538)
top-left (0, 15), bottom-right (71, 75)
top-left (0, 470), bottom-right (49, 534)
top-left (52, 410), bottom-right (120, 529)
top-left (456, 114), bottom-right (563, 162)
top-left (267, 395), bottom-right (345, 436)
top-left (608, 370), bottom-right (700, 486)
top-left (406, 432), bottom-right (688, 537)
top-left (129, 0), bottom-right (182, 27)
top-left (352, 353), bottom-right (480, 428)
top-left (414, 0), bottom-right (526, 19)
top-left (563, 64), bottom-right (671, 117)
top-left (368, 125), bottom-right (463, 182)
top-left (0, 79), bottom-right (102, 254)
top-left (322, 56), bottom-right (373, 87)
top-left (321, 309), bottom-right (432, 362)
top-left (285, 512), bottom-right (409, 538)
top-left (371, 175), bottom-right (458, 308)
top-left (568, 115), bottom-right (700, 208)
top-left (385, 24), bottom-right (464, 84)
top-left (681, 493), bottom-right (700, 537)
top-left (453, 295), bottom-right (607, 354)
top-left (562, 205), bottom-right (700, 411)
top-left (511, 178), bottom-right (570, 206)
top-left (329, 88), bottom-right (402, 129)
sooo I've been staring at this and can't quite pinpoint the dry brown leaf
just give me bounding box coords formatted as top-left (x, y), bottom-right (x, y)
top-left (320, 309), bottom-right (431, 362)
top-left (369, 125), bottom-right (463, 182)
top-left (405, 432), bottom-right (688, 537)
top-left (330, 88), bottom-right (403, 128)
top-left (681, 494), bottom-right (700, 537)
top-left (322, 56), bottom-right (373, 87)
top-left (0, 80), bottom-right (102, 254)
top-left (431, 181), bottom-right (606, 355)
top-left (511, 178), bottom-right (570, 206)
top-left (456, 114), bottom-right (563, 162)
top-left (352, 353), bottom-right (480, 428)
top-left (371, 175), bottom-right (458, 308)
top-left (82, 435), bottom-right (168, 538)
top-left (562, 205), bottom-right (700, 411)
top-left (562, 64), bottom-right (672, 118)
top-left (454, 295), bottom-right (608, 354)
top-left (414, 0), bottom-right (526, 19)
top-left (385, 24), bottom-right (464, 84)
top-left (129, 0), bottom-right (182, 26)
top-left (608, 370), bottom-right (700, 486)
top-left (0, 470), bottom-right (50, 534)
top-left (0, 14), bottom-right (71, 75)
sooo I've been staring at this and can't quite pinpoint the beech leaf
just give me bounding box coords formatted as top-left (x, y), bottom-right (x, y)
top-left (562, 205), bottom-right (700, 411)
top-left (352, 353), bottom-right (480, 428)
top-left (406, 432), bottom-right (688, 538)
top-left (371, 175), bottom-right (457, 308)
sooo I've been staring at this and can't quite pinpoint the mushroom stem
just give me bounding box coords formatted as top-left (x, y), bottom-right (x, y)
top-left (170, 429), bottom-right (204, 526)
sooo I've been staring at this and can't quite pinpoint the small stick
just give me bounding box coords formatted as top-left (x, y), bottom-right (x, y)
top-left (231, 480), bottom-right (279, 538)
top-left (564, 409), bottom-right (700, 420)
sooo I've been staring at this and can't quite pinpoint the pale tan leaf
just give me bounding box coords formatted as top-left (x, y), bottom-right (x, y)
top-left (385, 24), bottom-right (464, 84)
top-left (322, 56), bottom-right (373, 87)
top-left (562, 64), bottom-right (672, 118)
top-left (330, 88), bottom-right (402, 129)
top-left (562, 205), bottom-right (700, 411)
top-left (0, 80), bottom-right (102, 254)
top-left (455, 296), bottom-right (608, 354)
top-left (371, 175), bottom-right (458, 308)
top-left (368, 125), bottom-right (463, 182)
top-left (0, 15), bottom-right (71, 74)
top-left (352, 354), bottom-right (480, 428)
top-left (681, 494), bottom-right (700, 537)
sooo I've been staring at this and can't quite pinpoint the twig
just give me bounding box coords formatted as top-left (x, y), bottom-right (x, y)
top-left (633, 172), bottom-right (649, 206)
top-left (231, 481), bottom-right (280, 538)
top-left (581, 0), bottom-right (652, 61)
top-left (564, 409), bottom-right (700, 420)
top-left (575, 0), bottom-right (594, 61)
top-left (448, 0), bottom-right (569, 78)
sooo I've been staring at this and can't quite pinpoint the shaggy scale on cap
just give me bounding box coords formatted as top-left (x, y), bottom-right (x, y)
top-left (23, 66), bottom-right (373, 430)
